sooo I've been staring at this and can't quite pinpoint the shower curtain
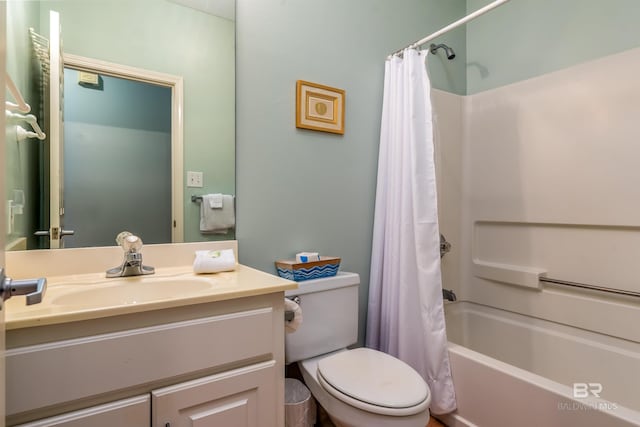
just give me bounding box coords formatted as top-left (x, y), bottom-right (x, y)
top-left (366, 48), bottom-right (456, 414)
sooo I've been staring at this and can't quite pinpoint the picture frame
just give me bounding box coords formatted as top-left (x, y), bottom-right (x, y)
top-left (296, 80), bottom-right (345, 135)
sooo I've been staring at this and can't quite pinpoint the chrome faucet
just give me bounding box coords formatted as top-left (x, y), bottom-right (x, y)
top-left (442, 288), bottom-right (457, 302)
top-left (106, 233), bottom-right (155, 278)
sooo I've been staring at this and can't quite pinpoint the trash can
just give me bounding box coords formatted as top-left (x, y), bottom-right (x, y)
top-left (285, 378), bottom-right (316, 427)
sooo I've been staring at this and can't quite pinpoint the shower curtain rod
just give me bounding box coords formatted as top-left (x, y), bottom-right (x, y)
top-left (388, 0), bottom-right (511, 58)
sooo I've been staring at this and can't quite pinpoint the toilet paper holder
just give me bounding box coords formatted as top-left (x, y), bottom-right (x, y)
top-left (285, 296), bottom-right (300, 321)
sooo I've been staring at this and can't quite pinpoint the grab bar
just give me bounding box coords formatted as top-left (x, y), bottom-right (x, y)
top-left (539, 277), bottom-right (640, 299)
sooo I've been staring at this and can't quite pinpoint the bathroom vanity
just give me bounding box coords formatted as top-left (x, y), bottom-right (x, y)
top-left (4, 242), bottom-right (296, 427)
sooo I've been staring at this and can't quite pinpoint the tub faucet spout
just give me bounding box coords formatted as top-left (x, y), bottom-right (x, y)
top-left (443, 288), bottom-right (457, 302)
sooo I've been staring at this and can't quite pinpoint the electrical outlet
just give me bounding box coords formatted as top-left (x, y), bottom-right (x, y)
top-left (187, 171), bottom-right (203, 188)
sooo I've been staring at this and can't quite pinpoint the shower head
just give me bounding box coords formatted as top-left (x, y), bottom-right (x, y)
top-left (429, 43), bottom-right (456, 60)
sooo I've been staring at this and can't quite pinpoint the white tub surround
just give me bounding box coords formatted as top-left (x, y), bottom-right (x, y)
top-left (458, 47), bottom-right (640, 341)
top-left (429, 47), bottom-right (640, 426)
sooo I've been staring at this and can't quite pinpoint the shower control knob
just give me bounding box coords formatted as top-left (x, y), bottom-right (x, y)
top-left (440, 233), bottom-right (452, 258)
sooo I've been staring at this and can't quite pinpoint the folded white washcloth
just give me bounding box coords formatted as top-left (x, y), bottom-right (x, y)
top-left (193, 249), bottom-right (236, 274)
top-left (200, 194), bottom-right (235, 234)
top-left (209, 193), bottom-right (223, 209)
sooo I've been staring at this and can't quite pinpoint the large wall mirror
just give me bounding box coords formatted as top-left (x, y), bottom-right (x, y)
top-left (5, 0), bottom-right (235, 251)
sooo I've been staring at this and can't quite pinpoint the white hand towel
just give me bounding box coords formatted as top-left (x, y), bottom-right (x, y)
top-left (193, 249), bottom-right (236, 274)
top-left (209, 193), bottom-right (223, 209)
top-left (284, 298), bottom-right (303, 333)
top-left (200, 194), bottom-right (235, 234)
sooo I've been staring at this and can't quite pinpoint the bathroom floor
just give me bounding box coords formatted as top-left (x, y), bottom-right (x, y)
top-left (427, 417), bottom-right (446, 427)
top-left (317, 404), bottom-right (446, 427)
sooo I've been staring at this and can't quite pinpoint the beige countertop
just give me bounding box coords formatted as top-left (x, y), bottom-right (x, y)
top-left (5, 241), bottom-right (297, 330)
top-left (5, 264), bottom-right (297, 330)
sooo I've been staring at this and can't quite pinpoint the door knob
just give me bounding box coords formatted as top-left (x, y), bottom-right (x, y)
top-left (34, 228), bottom-right (75, 239)
top-left (0, 268), bottom-right (47, 305)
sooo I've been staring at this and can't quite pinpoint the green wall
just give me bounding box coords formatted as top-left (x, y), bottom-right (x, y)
top-left (39, 0), bottom-right (235, 243)
top-left (467, 0), bottom-right (640, 94)
top-left (236, 0), bottom-right (467, 346)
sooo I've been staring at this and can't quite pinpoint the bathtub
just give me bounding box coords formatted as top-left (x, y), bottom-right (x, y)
top-left (438, 302), bottom-right (640, 427)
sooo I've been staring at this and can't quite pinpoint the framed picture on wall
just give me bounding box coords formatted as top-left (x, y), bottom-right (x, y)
top-left (296, 80), bottom-right (345, 135)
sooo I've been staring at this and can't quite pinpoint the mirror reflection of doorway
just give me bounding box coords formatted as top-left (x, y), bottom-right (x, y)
top-left (62, 68), bottom-right (172, 248)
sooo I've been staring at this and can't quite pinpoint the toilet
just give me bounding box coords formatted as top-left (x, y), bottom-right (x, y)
top-left (285, 272), bottom-right (431, 427)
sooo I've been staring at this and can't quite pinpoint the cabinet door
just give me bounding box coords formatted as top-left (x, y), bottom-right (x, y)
top-left (16, 395), bottom-right (150, 427)
top-left (152, 360), bottom-right (277, 427)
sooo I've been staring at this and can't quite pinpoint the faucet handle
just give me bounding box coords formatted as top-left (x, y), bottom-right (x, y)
top-left (114, 231), bottom-right (143, 254)
top-left (116, 231), bottom-right (142, 251)
top-left (106, 233), bottom-right (154, 278)
top-left (121, 234), bottom-right (143, 252)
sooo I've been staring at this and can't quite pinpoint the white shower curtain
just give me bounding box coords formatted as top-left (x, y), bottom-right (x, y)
top-left (366, 49), bottom-right (456, 414)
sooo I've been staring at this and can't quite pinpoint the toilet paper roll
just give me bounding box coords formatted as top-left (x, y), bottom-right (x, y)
top-left (284, 298), bottom-right (303, 333)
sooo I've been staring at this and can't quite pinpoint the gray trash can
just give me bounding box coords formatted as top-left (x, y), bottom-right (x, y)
top-left (285, 378), bottom-right (316, 427)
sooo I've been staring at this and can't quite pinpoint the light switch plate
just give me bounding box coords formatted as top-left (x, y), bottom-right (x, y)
top-left (187, 171), bottom-right (203, 188)
top-left (78, 71), bottom-right (99, 85)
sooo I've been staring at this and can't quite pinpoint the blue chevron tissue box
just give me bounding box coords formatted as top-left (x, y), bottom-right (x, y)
top-left (275, 256), bottom-right (341, 281)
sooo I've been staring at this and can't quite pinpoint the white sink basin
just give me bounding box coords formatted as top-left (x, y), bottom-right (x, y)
top-left (50, 277), bottom-right (216, 307)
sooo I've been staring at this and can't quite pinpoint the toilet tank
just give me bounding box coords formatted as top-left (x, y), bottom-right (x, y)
top-left (285, 272), bottom-right (360, 364)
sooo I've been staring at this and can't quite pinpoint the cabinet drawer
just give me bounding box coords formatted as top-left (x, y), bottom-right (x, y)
top-left (152, 360), bottom-right (277, 427)
top-left (7, 307), bottom-right (274, 415)
top-left (15, 395), bottom-right (149, 427)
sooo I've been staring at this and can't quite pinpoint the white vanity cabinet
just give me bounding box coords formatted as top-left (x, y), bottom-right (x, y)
top-left (16, 396), bottom-right (151, 427)
top-left (17, 362), bottom-right (277, 427)
top-left (6, 292), bottom-right (286, 427)
top-left (152, 361), bottom-right (277, 427)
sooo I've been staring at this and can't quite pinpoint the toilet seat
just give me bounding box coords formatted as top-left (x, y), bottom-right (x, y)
top-left (316, 348), bottom-right (430, 417)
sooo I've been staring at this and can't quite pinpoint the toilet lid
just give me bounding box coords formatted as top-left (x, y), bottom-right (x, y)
top-left (317, 348), bottom-right (429, 409)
